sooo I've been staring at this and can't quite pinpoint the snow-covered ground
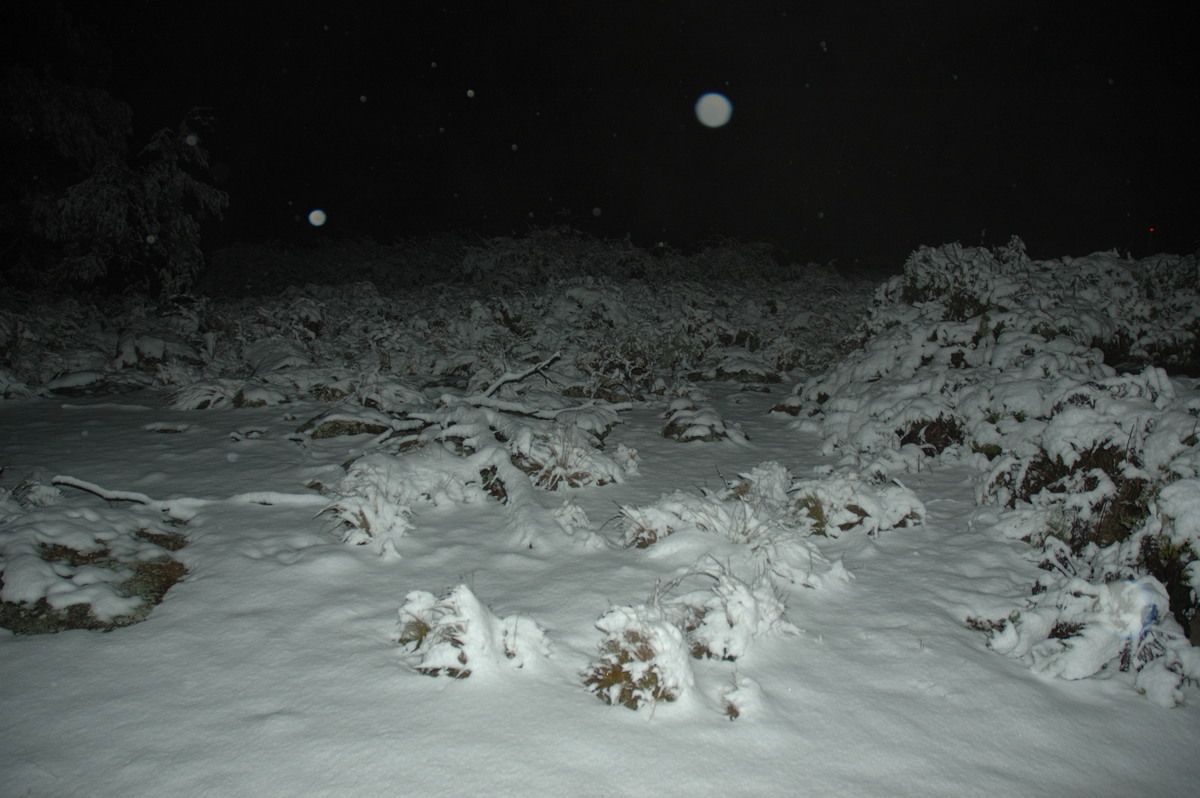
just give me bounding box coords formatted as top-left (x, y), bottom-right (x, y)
top-left (2, 236), bottom-right (1198, 796)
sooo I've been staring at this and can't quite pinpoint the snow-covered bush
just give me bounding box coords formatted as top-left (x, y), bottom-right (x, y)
top-left (788, 238), bottom-right (1199, 698)
top-left (1, 229), bottom-right (872, 400)
top-left (296, 405), bottom-right (404, 440)
top-left (397, 585), bottom-right (548, 678)
top-left (661, 393), bottom-right (747, 443)
top-left (618, 462), bottom-right (867, 597)
top-left (0, 368), bottom-right (35, 399)
top-left (171, 379), bottom-right (251, 410)
top-left (583, 603), bottom-right (694, 710)
top-left (622, 461), bottom-right (922, 550)
top-left (791, 240), bottom-right (1197, 471)
top-left (512, 422), bottom-right (627, 490)
top-left (619, 462), bottom-right (798, 551)
top-left (0, 501), bottom-right (188, 634)
top-left (583, 560), bottom-right (797, 710)
top-left (972, 575), bottom-right (1198, 707)
top-left (667, 564), bottom-right (792, 661)
top-left (320, 449), bottom-right (504, 556)
top-left (791, 473), bottom-right (926, 538)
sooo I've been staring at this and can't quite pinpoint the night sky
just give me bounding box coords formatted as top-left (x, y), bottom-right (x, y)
top-left (49, 1), bottom-right (1200, 269)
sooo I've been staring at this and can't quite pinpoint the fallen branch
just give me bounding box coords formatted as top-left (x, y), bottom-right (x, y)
top-left (482, 351), bottom-right (561, 398)
top-left (52, 476), bottom-right (330, 514)
top-left (52, 475), bottom-right (161, 508)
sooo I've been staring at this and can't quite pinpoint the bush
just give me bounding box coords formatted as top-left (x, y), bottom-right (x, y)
top-left (583, 604), bottom-right (693, 710)
top-left (972, 575), bottom-right (1198, 707)
top-left (397, 585), bottom-right (548, 678)
top-left (2, 52), bottom-right (227, 296)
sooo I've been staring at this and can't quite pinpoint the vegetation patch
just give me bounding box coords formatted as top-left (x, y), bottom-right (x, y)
top-left (897, 415), bottom-right (964, 455)
top-left (1138, 534), bottom-right (1198, 644)
top-left (397, 585), bottom-right (548, 678)
top-left (1010, 445), bottom-right (1150, 552)
top-left (583, 606), bottom-right (692, 710)
top-left (0, 527), bottom-right (188, 635)
top-left (298, 412), bottom-right (393, 439)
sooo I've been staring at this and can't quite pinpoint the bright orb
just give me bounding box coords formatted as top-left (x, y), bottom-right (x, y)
top-left (695, 92), bottom-right (733, 128)
top-left (308, 209), bottom-right (327, 227)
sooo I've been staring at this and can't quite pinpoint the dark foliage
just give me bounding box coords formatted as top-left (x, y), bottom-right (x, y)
top-left (1, 4), bottom-right (226, 296)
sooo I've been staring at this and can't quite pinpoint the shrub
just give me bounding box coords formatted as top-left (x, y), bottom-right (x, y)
top-left (583, 605), bottom-right (693, 710)
top-left (397, 585), bottom-right (548, 678)
top-left (972, 575), bottom-right (1198, 707)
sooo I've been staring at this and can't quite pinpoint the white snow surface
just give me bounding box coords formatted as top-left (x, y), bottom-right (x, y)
top-left (2, 381), bottom-right (1197, 797)
top-left (2, 241), bottom-right (1199, 796)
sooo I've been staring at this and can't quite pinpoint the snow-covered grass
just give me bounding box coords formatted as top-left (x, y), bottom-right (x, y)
top-left (2, 232), bottom-right (1199, 796)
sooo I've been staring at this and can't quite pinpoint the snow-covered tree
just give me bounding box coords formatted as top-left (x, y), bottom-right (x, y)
top-left (1, 4), bottom-right (226, 296)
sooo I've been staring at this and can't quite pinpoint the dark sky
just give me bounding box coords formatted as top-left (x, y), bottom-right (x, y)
top-left (52, 1), bottom-right (1200, 268)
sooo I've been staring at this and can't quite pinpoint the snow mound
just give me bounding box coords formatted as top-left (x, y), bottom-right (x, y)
top-left (397, 584), bottom-right (549, 678)
top-left (978, 575), bottom-right (1198, 707)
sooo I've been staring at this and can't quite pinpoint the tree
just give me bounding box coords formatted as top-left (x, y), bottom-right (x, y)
top-left (31, 109), bottom-right (229, 296)
top-left (0, 4), bottom-right (227, 296)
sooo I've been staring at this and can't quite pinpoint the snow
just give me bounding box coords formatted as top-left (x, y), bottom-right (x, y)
top-left (2, 239), bottom-right (1199, 796)
top-left (1, 382), bottom-right (1195, 795)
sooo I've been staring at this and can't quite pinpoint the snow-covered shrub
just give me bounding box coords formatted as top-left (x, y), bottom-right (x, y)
top-left (550, 402), bottom-right (624, 447)
top-left (10, 475), bottom-right (63, 509)
top-left (620, 462), bottom-right (797, 550)
top-left (971, 370), bottom-right (1200, 642)
top-left (618, 462), bottom-right (863, 591)
top-left (1147, 477), bottom-right (1200, 641)
top-left (620, 497), bottom-right (688, 549)
top-left (115, 332), bottom-right (205, 373)
top-left (583, 604), bottom-right (694, 710)
top-left (661, 395), bottom-right (746, 443)
top-left (397, 585), bottom-right (548, 678)
top-left (792, 239), bottom-right (1194, 472)
top-left (171, 379), bottom-right (250, 410)
top-left (296, 405), bottom-right (402, 440)
top-left (787, 238), bottom-right (1200, 684)
top-left (572, 339), bottom-right (660, 402)
top-left (719, 675), bottom-right (763, 720)
top-left (0, 368), bottom-right (35, 399)
top-left (408, 399), bottom-right (630, 488)
top-left (972, 575), bottom-right (1198, 707)
top-left (2, 228), bottom-right (872, 398)
top-left (667, 564), bottom-right (792, 661)
top-left (320, 449), bottom-right (502, 555)
top-left (584, 560), bottom-right (795, 710)
top-left (242, 337), bottom-right (312, 375)
top-left (553, 498), bottom-right (593, 535)
top-left (512, 422), bottom-right (626, 490)
top-left (791, 473), bottom-right (926, 538)
top-left (0, 503), bottom-right (188, 634)
top-left (701, 349), bottom-right (781, 385)
top-left (350, 372), bottom-right (428, 413)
